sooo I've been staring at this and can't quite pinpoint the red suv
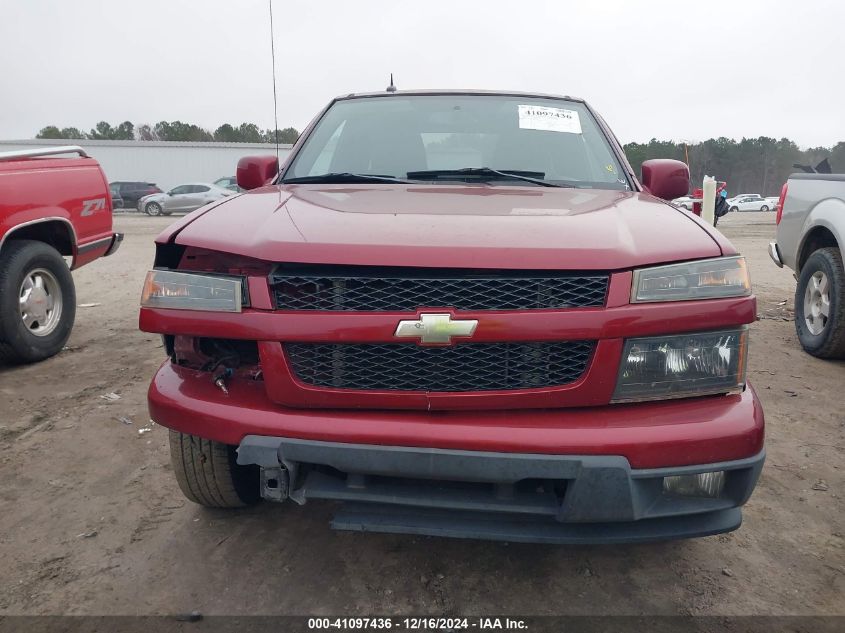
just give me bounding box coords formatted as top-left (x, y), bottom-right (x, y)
top-left (140, 91), bottom-right (763, 543)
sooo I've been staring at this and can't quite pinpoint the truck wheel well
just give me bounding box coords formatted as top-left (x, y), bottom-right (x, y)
top-left (798, 226), bottom-right (839, 271)
top-left (1, 220), bottom-right (75, 257)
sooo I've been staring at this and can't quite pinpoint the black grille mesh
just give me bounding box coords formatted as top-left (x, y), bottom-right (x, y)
top-left (271, 267), bottom-right (608, 311)
top-left (284, 341), bottom-right (595, 392)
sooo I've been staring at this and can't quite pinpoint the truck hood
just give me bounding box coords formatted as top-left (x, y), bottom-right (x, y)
top-left (172, 184), bottom-right (723, 270)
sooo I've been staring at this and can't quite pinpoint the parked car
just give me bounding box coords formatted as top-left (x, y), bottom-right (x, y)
top-left (769, 174), bottom-right (845, 358)
top-left (730, 193), bottom-right (759, 199)
top-left (671, 196), bottom-right (693, 210)
top-left (764, 196), bottom-right (779, 210)
top-left (727, 194), bottom-right (770, 212)
top-left (138, 183), bottom-right (235, 216)
top-left (109, 181), bottom-right (162, 209)
top-left (109, 184), bottom-right (124, 209)
top-left (214, 176), bottom-right (242, 192)
top-left (0, 146), bottom-right (122, 363)
top-left (140, 89), bottom-right (764, 544)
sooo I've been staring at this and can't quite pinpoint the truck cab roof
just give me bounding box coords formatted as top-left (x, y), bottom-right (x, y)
top-left (336, 88), bottom-right (585, 103)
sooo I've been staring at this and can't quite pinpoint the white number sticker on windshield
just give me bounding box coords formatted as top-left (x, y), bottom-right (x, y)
top-left (517, 105), bottom-right (582, 134)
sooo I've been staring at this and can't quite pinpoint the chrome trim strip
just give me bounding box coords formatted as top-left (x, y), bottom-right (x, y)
top-left (77, 235), bottom-right (114, 255)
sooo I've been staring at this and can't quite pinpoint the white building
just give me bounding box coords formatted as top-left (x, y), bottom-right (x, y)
top-left (0, 139), bottom-right (293, 191)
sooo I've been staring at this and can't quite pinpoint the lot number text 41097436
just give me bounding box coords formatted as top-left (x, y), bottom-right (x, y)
top-left (307, 617), bottom-right (528, 630)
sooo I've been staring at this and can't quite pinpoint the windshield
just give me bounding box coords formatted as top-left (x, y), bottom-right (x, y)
top-left (283, 95), bottom-right (630, 190)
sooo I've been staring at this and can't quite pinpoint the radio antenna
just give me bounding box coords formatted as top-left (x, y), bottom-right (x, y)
top-left (268, 0), bottom-right (280, 163)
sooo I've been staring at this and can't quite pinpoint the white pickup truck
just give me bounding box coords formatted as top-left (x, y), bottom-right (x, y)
top-left (769, 173), bottom-right (845, 358)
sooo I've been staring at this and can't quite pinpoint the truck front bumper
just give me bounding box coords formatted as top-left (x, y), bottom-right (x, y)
top-left (103, 232), bottom-right (123, 257)
top-left (149, 361), bottom-right (766, 543)
top-left (768, 241), bottom-right (784, 267)
top-left (238, 435), bottom-right (764, 544)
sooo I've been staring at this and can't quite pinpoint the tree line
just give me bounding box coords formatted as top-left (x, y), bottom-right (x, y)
top-left (36, 120), bottom-right (300, 144)
top-left (624, 137), bottom-right (845, 196)
top-left (34, 122), bottom-right (844, 195)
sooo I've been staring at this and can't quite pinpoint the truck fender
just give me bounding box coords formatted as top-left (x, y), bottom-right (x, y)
top-left (796, 198), bottom-right (845, 270)
top-left (0, 216), bottom-right (78, 265)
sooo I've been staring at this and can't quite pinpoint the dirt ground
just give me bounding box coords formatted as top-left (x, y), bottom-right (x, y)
top-left (0, 211), bottom-right (842, 617)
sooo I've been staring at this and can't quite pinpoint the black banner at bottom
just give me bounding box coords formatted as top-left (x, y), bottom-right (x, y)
top-left (0, 616), bottom-right (842, 633)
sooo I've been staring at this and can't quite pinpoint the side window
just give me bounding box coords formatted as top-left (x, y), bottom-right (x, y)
top-left (194, 185), bottom-right (210, 193)
top-left (170, 185), bottom-right (189, 195)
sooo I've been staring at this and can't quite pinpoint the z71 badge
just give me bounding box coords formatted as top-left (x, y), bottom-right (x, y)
top-left (80, 197), bottom-right (107, 216)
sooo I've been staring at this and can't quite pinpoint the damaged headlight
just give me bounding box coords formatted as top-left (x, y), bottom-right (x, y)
top-left (141, 270), bottom-right (244, 312)
top-left (612, 328), bottom-right (748, 403)
top-left (632, 256), bottom-right (751, 303)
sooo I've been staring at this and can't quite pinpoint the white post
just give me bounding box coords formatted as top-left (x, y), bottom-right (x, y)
top-left (701, 175), bottom-right (716, 226)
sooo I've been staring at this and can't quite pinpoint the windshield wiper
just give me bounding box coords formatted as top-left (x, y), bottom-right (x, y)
top-left (406, 167), bottom-right (568, 188)
top-left (281, 172), bottom-right (414, 184)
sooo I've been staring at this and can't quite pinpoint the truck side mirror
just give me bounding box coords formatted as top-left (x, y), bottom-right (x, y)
top-left (236, 155), bottom-right (279, 191)
top-left (641, 159), bottom-right (690, 201)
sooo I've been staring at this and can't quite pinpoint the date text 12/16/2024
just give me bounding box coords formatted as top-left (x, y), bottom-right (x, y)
top-left (307, 617), bottom-right (528, 630)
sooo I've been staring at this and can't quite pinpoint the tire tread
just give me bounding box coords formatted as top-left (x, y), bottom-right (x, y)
top-left (169, 430), bottom-right (256, 508)
top-left (0, 240), bottom-right (76, 364)
top-left (795, 246), bottom-right (845, 359)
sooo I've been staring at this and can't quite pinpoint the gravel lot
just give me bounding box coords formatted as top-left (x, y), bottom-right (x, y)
top-left (0, 211), bottom-right (842, 616)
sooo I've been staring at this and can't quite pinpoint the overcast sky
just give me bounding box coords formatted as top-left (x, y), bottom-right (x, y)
top-left (1, 0), bottom-right (842, 147)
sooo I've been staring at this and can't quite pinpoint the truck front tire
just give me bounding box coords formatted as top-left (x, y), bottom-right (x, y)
top-left (0, 240), bottom-right (76, 364)
top-left (794, 247), bottom-right (845, 359)
top-left (169, 430), bottom-right (261, 507)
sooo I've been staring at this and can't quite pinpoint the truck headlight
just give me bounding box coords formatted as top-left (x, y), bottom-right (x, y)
top-left (141, 270), bottom-right (243, 312)
top-left (611, 328), bottom-right (747, 402)
top-left (632, 256), bottom-right (750, 303)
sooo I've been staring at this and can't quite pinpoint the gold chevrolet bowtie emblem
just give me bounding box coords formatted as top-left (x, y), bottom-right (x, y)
top-left (394, 313), bottom-right (479, 345)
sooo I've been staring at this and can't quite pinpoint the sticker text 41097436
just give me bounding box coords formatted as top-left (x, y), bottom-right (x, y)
top-left (517, 105), bottom-right (582, 134)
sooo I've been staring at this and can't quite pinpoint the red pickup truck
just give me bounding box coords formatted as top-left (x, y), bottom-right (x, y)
top-left (0, 146), bottom-right (122, 363)
top-left (140, 90), bottom-right (764, 543)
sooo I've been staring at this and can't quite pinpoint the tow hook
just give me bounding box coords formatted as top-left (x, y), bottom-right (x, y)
top-left (212, 366), bottom-right (233, 394)
top-left (261, 466), bottom-right (289, 502)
